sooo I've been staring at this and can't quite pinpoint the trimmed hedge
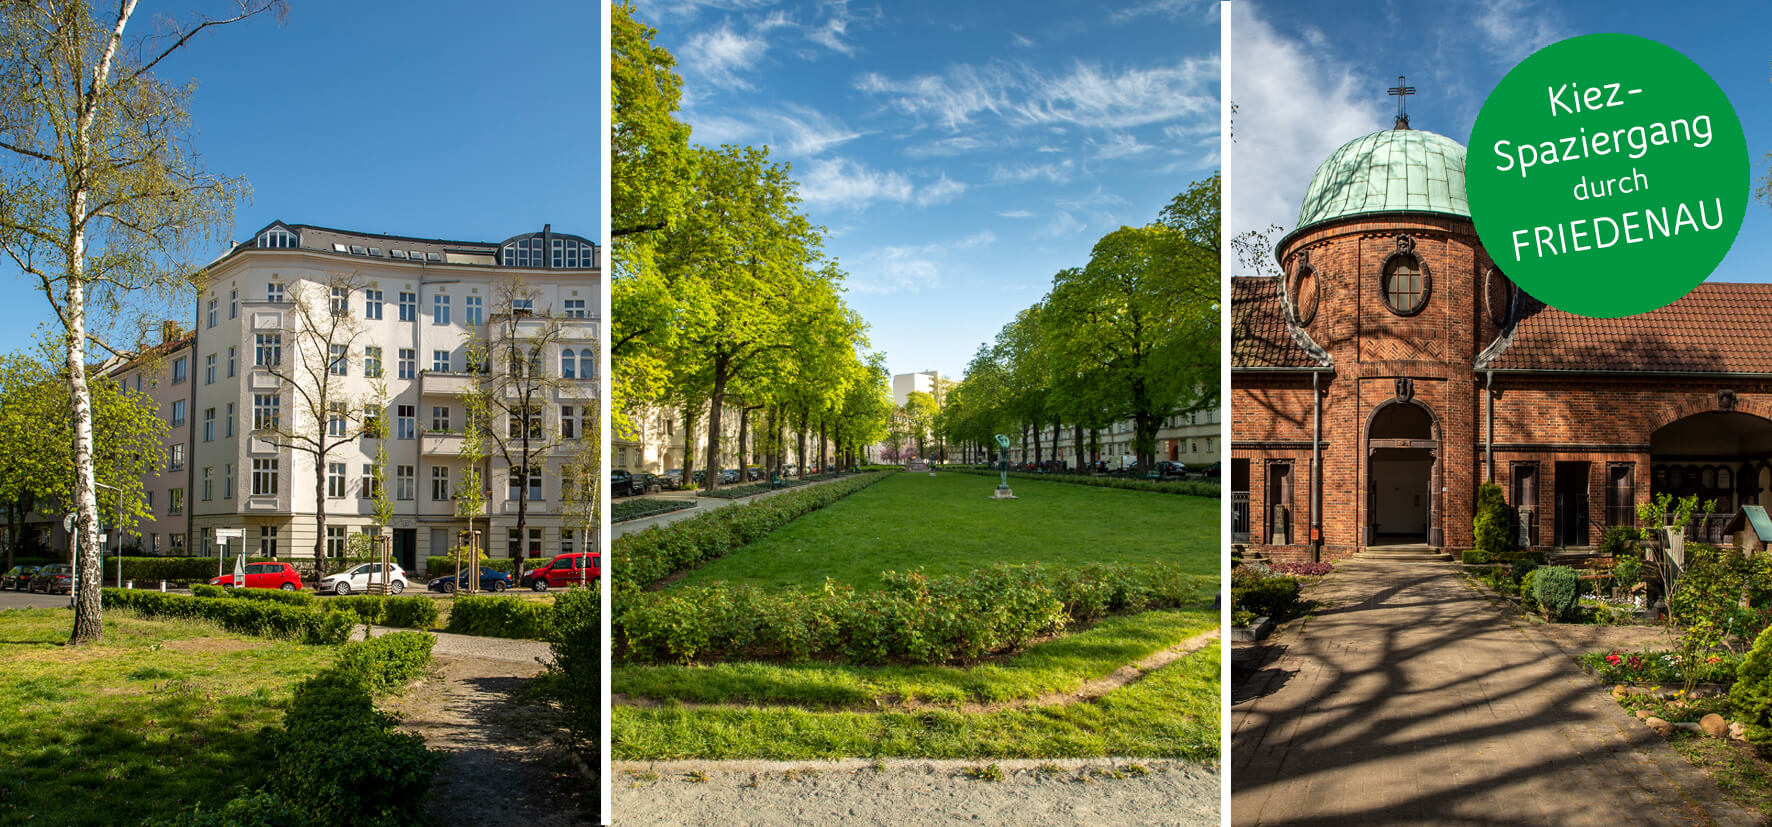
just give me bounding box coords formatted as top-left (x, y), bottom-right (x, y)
top-left (334, 631), bottom-right (435, 695)
top-left (104, 588), bottom-right (352, 644)
top-left (949, 468), bottom-right (1220, 497)
top-left (423, 556), bottom-right (518, 576)
top-left (222, 588), bottom-right (317, 607)
top-left (318, 594), bottom-right (439, 629)
top-left (613, 471), bottom-right (891, 591)
top-left (547, 585), bottom-right (599, 749)
top-left (612, 497), bottom-right (697, 523)
top-left (615, 563), bottom-right (1208, 666)
top-left (446, 594), bottom-right (554, 639)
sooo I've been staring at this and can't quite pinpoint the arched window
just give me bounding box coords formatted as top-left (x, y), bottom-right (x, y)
top-left (1383, 255), bottom-right (1426, 315)
top-left (561, 349), bottom-right (576, 379)
top-left (579, 348), bottom-right (595, 379)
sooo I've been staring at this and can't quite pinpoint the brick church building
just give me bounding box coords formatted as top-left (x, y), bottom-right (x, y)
top-left (1231, 122), bottom-right (1772, 562)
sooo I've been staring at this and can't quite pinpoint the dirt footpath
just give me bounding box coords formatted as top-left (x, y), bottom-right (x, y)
top-left (383, 654), bottom-right (594, 825)
top-left (611, 758), bottom-right (1220, 826)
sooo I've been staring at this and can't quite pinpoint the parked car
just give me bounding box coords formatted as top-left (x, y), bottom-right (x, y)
top-left (720, 468), bottom-right (740, 484)
top-left (28, 564), bottom-right (72, 594)
top-left (630, 472), bottom-right (661, 495)
top-left (427, 566), bottom-right (513, 593)
top-left (209, 561), bottom-right (304, 591)
top-left (746, 465), bottom-right (765, 481)
top-left (317, 562), bottom-right (409, 596)
top-left (1192, 461), bottom-right (1222, 480)
top-left (3, 565), bottom-right (38, 591)
top-left (660, 469), bottom-right (684, 490)
top-left (610, 469), bottom-right (635, 498)
top-left (1156, 461), bottom-right (1188, 479)
top-left (521, 552), bottom-right (601, 591)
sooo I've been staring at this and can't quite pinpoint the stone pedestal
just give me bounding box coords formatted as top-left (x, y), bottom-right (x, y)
top-left (992, 487), bottom-right (1017, 500)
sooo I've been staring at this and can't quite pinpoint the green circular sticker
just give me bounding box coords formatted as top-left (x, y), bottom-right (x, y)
top-left (1467, 33), bottom-right (1747, 318)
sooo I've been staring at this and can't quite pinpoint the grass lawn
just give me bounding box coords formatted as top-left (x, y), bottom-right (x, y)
top-left (612, 643), bottom-right (1220, 760)
top-left (670, 471), bottom-right (1217, 590)
top-left (0, 608), bottom-right (337, 825)
top-left (616, 607), bottom-right (1216, 708)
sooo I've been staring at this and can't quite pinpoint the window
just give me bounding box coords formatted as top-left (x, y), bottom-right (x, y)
top-left (562, 349), bottom-right (576, 379)
top-left (259, 228), bottom-right (296, 248)
top-left (465, 295), bottom-right (483, 326)
top-left (396, 405), bottom-right (415, 440)
top-left (328, 462), bottom-right (347, 498)
top-left (330, 286), bottom-right (349, 316)
top-left (432, 294), bottom-right (450, 324)
top-left (267, 282), bottom-right (286, 304)
top-left (1606, 464), bottom-right (1636, 528)
top-left (509, 406), bottom-right (543, 439)
top-left (396, 465), bottom-right (415, 501)
top-left (259, 525), bottom-right (277, 557)
top-left (431, 466), bottom-right (450, 501)
top-left (225, 402), bottom-right (235, 437)
top-left (229, 289), bottom-right (237, 319)
top-left (169, 443), bottom-right (185, 471)
top-left (398, 348), bottom-right (416, 379)
top-left (564, 299), bottom-right (586, 318)
top-left (327, 403), bottom-right (348, 437)
top-left (134, 374), bottom-right (141, 392)
top-left (252, 458), bottom-right (278, 495)
top-left (431, 406), bottom-right (450, 431)
top-left (528, 528), bottom-right (542, 557)
top-left (207, 299), bottom-right (217, 328)
top-left (364, 346), bottom-right (383, 378)
top-left (201, 467), bottom-right (213, 501)
top-left (168, 488), bottom-right (183, 515)
top-left (512, 298), bottom-right (534, 315)
top-left (253, 394), bottom-right (280, 430)
top-left (432, 350), bottom-right (450, 372)
top-left (1382, 254), bottom-right (1428, 315)
top-left (579, 348), bottom-right (595, 380)
top-left (203, 408), bottom-right (214, 441)
top-left (561, 405), bottom-right (576, 439)
top-left (227, 346), bottom-right (236, 377)
top-left (255, 333), bottom-right (281, 367)
top-left (506, 527), bottom-right (543, 557)
top-left (224, 463), bottom-right (234, 498)
top-left (364, 289), bottom-right (383, 320)
top-left (150, 534), bottom-right (159, 554)
top-left (361, 464), bottom-right (381, 499)
top-left (170, 399), bottom-right (186, 426)
top-left (172, 356), bottom-right (187, 384)
top-left (561, 466), bottom-right (578, 500)
top-left (170, 534), bottom-right (185, 553)
top-left (398, 291), bottom-right (417, 321)
top-left (508, 466), bottom-right (542, 500)
top-left (326, 526), bottom-right (346, 558)
top-left (205, 354), bottom-right (215, 384)
top-left (363, 405), bottom-right (381, 438)
top-left (329, 344), bottom-right (347, 376)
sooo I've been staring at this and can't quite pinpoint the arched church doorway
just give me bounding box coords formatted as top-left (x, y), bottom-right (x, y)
top-left (1366, 400), bottom-right (1437, 546)
top-left (1649, 411), bottom-right (1772, 543)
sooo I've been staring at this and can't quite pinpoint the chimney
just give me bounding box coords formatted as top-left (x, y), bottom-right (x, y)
top-left (161, 320), bottom-right (179, 343)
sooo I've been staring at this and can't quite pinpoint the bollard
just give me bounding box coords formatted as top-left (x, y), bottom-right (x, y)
top-left (127, 580), bottom-right (133, 590)
top-left (160, 580), bottom-right (166, 592)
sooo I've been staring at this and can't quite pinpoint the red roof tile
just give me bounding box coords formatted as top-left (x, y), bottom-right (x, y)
top-left (1486, 282), bottom-right (1772, 374)
top-left (1232, 276), bottom-right (1325, 369)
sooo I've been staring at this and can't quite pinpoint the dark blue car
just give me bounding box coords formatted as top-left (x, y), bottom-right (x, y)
top-left (426, 566), bottom-right (513, 593)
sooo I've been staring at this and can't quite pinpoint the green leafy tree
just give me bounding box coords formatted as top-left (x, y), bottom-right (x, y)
top-left (0, 0), bottom-right (282, 642)
top-left (612, 2), bottom-right (692, 241)
top-left (1472, 481), bottom-right (1512, 557)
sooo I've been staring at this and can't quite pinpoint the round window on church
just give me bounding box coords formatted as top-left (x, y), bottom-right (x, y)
top-left (1382, 255), bottom-right (1428, 316)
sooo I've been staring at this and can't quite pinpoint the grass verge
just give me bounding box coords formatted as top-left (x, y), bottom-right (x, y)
top-left (615, 607), bottom-right (1215, 707)
top-left (1671, 733), bottom-right (1772, 822)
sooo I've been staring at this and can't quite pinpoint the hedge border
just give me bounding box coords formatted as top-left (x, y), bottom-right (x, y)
top-left (949, 468), bottom-right (1220, 498)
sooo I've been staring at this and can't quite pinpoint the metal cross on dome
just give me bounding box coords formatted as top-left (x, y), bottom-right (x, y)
top-left (1388, 75), bottom-right (1416, 129)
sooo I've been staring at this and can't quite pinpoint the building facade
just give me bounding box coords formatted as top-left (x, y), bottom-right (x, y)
top-left (1232, 123), bottom-right (1771, 562)
top-left (184, 221), bottom-right (599, 573)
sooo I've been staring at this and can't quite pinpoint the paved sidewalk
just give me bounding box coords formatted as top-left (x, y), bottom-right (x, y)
top-left (1231, 558), bottom-right (1757, 826)
top-left (356, 624), bottom-right (552, 665)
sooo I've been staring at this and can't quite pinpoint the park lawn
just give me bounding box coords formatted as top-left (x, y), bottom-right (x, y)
top-left (669, 471), bottom-right (1218, 590)
top-left (0, 608), bottom-right (338, 825)
top-left (615, 607), bottom-right (1216, 708)
top-left (612, 643), bottom-right (1220, 760)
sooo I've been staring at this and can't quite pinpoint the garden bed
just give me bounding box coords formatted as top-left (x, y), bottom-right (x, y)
top-left (613, 497), bottom-right (696, 523)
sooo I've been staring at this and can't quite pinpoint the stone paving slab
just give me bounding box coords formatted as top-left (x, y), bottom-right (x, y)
top-left (1231, 559), bottom-right (1760, 826)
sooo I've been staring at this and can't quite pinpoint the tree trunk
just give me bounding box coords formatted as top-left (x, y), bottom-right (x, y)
top-left (680, 404), bottom-right (697, 492)
top-left (1051, 423), bottom-right (1061, 471)
top-left (796, 406), bottom-right (808, 478)
top-left (1074, 424), bottom-right (1085, 474)
top-left (705, 352), bottom-right (728, 492)
top-left (67, 268), bottom-right (102, 644)
top-left (1033, 418), bottom-right (1043, 468)
top-left (313, 456), bottom-right (328, 577)
top-left (819, 420), bottom-right (828, 474)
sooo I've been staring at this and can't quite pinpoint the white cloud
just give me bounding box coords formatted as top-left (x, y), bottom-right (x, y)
top-left (683, 24), bottom-right (771, 89)
top-left (903, 135), bottom-right (991, 158)
top-left (1010, 32), bottom-right (1035, 49)
top-left (1039, 211), bottom-right (1086, 239)
top-left (1470, 0), bottom-right (1568, 66)
top-left (845, 231), bottom-right (996, 294)
top-left (991, 160), bottom-right (1074, 184)
top-left (1229, 2), bottom-right (1384, 239)
top-left (916, 173), bottom-right (967, 207)
top-left (1109, 0), bottom-right (1215, 23)
top-left (796, 156), bottom-right (913, 209)
top-left (855, 64), bottom-right (1011, 131)
top-left (807, 0), bottom-right (857, 55)
top-left (997, 209), bottom-right (1034, 219)
top-left (1056, 187), bottom-right (1128, 212)
top-left (1088, 132), bottom-right (1152, 160)
top-left (635, 0), bottom-right (780, 20)
top-left (684, 104), bottom-right (862, 156)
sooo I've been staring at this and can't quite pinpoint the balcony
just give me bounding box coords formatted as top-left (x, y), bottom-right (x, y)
top-left (420, 371), bottom-right (476, 396)
top-left (421, 431), bottom-right (466, 456)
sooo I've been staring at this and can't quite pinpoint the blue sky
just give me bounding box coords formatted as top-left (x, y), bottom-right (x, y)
top-left (1230, 0), bottom-right (1772, 287)
top-left (0, 0), bottom-right (596, 356)
top-left (632, 0), bottom-right (1221, 379)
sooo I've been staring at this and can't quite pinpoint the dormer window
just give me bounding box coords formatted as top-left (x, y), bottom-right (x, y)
top-left (258, 228), bottom-right (297, 249)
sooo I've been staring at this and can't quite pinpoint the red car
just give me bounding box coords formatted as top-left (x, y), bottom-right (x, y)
top-left (521, 552), bottom-right (600, 591)
top-left (209, 561), bottom-right (304, 591)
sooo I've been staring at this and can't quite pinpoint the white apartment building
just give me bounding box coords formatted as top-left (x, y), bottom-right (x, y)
top-left (891, 370), bottom-right (953, 407)
top-left (188, 221), bottom-right (599, 574)
top-left (996, 406), bottom-right (1223, 470)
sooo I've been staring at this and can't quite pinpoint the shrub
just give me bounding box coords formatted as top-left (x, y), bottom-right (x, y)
top-left (613, 497), bottom-right (696, 523)
top-left (423, 555), bottom-right (516, 577)
top-left (321, 595), bottom-right (386, 625)
top-left (1533, 566), bottom-right (1580, 621)
top-left (190, 583), bottom-right (227, 598)
top-left (1585, 649), bottom-right (1742, 685)
top-left (948, 467), bottom-right (1220, 497)
top-left (104, 589), bottom-right (352, 644)
top-left (548, 585), bottom-right (599, 748)
top-left (1461, 549), bottom-right (1493, 565)
top-left (335, 632), bottom-right (435, 695)
top-left (270, 669), bottom-right (442, 822)
top-left (224, 588), bottom-right (316, 608)
top-left (1472, 481), bottom-right (1512, 557)
top-left (1231, 565), bottom-right (1302, 621)
top-left (381, 596), bottom-right (440, 629)
top-left (1521, 569), bottom-right (1540, 612)
top-left (1268, 562), bottom-right (1333, 577)
top-left (1733, 626), bottom-right (1772, 747)
top-left (447, 594), bottom-right (553, 639)
top-left (144, 790), bottom-right (313, 827)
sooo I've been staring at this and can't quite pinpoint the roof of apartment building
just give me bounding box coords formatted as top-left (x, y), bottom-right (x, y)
top-left (221, 221), bottom-right (599, 270)
top-left (103, 324), bottom-right (195, 378)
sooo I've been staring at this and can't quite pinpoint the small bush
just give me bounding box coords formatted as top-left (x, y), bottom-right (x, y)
top-left (1472, 481), bottom-right (1512, 557)
top-left (1231, 566), bottom-right (1302, 621)
top-left (1733, 626), bottom-right (1772, 747)
top-left (271, 675), bottom-right (442, 821)
top-left (321, 595), bottom-right (386, 625)
top-left (190, 583), bottom-right (227, 598)
top-left (1534, 566), bottom-right (1580, 621)
top-left (335, 632), bottom-right (435, 695)
top-left (1521, 569), bottom-right (1540, 612)
top-left (224, 588), bottom-right (315, 607)
top-left (423, 555), bottom-right (517, 577)
top-left (447, 594), bottom-right (554, 639)
top-left (144, 790), bottom-right (313, 827)
top-left (381, 596), bottom-right (440, 629)
top-left (548, 585), bottom-right (599, 748)
top-left (948, 467), bottom-right (1220, 497)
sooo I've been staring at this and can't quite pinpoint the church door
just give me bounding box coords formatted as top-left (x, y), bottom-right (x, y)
top-left (1366, 401), bottom-right (1437, 546)
top-left (1554, 462), bottom-right (1590, 547)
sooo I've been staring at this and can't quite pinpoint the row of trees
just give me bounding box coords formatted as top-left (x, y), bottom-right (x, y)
top-left (611, 4), bottom-right (892, 488)
top-left (940, 176), bottom-right (1221, 474)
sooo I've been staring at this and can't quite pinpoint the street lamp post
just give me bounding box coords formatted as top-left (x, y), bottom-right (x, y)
top-left (93, 482), bottom-right (121, 590)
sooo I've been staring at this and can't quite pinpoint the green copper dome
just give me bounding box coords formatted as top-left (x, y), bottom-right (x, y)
top-left (1294, 128), bottom-right (1469, 232)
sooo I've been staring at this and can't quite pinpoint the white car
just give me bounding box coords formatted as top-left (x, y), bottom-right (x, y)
top-left (318, 562), bottom-right (409, 596)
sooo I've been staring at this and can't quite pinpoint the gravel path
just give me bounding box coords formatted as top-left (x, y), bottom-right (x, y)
top-left (611, 758), bottom-right (1220, 826)
top-left (356, 625), bottom-right (554, 665)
